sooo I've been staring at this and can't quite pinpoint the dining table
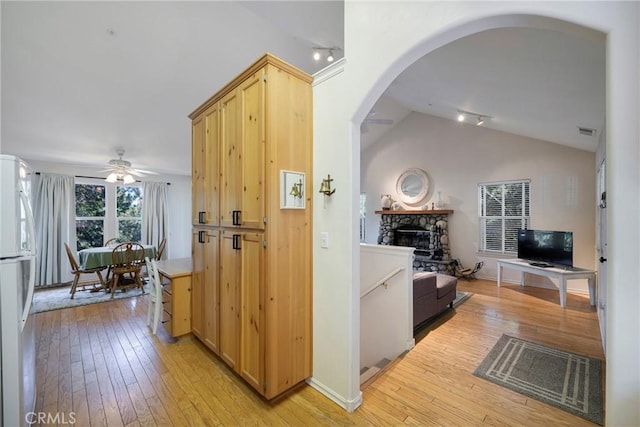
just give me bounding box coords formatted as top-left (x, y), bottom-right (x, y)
top-left (79, 244), bottom-right (157, 270)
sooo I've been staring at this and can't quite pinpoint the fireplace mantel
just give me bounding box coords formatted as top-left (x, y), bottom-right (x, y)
top-left (375, 209), bottom-right (453, 215)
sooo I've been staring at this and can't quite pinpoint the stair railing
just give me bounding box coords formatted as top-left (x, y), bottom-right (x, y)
top-left (360, 266), bottom-right (405, 299)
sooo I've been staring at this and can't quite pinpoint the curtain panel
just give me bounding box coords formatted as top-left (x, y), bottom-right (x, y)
top-left (32, 173), bottom-right (75, 286)
top-left (142, 181), bottom-right (168, 258)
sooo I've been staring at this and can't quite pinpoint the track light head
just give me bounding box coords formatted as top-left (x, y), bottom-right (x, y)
top-left (327, 49), bottom-right (334, 62)
top-left (313, 49), bottom-right (321, 61)
top-left (457, 112), bottom-right (465, 122)
top-left (476, 116), bottom-right (484, 126)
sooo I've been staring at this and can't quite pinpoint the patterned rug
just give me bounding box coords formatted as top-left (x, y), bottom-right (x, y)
top-left (32, 282), bottom-right (149, 314)
top-left (474, 334), bottom-right (603, 425)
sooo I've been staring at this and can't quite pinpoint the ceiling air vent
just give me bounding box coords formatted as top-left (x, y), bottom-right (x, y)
top-left (577, 126), bottom-right (597, 137)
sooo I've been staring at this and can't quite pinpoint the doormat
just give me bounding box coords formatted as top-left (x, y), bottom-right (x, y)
top-left (474, 334), bottom-right (603, 425)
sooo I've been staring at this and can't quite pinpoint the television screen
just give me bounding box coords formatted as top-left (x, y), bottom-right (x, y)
top-left (517, 229), bottom-right (573, 267)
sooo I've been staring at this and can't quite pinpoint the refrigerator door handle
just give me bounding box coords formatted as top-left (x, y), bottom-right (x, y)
top-left (21, 256), bottom-right (35, 330)
top-left (19, 189), bottom-right (36, 256)
top-left (18, 189), bottom-right (36, 328)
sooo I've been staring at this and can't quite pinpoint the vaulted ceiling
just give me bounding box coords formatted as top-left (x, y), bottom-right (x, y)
top-left (1, 2), bottom-right (604, 176)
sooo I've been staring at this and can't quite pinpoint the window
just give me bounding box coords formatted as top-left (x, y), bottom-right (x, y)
top-left (75, 180), bottom-right (143, 250)
top-left (117, 185), bottom-right (143, 242)
top-left (478, 180), bottom-right (530, 254)
top-left (75, 183), bottom-right (106, 250)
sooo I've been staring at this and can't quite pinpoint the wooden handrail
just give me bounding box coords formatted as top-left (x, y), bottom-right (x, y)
top-left (361, 266), bottom-right (406, 299)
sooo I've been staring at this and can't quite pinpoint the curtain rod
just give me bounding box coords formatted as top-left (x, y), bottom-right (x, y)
top-left (35, 172), bottom-right (171, 185)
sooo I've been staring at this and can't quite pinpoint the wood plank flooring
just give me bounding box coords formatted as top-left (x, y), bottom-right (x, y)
top-left (33, 279), bottom-right (604, 426)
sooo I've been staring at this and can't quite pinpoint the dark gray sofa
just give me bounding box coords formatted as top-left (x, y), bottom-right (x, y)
top-left (412, 272), bottom-right (458, 328)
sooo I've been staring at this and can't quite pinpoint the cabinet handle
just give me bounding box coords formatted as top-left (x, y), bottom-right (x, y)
top-left (232, 210), bottom-right (242, 226)
top-left (198, 230), bottom-right (205, 244)
top-left (198, 211), bottom-right (205, 224)
top-left (232, 234), bottom-right (241, 250)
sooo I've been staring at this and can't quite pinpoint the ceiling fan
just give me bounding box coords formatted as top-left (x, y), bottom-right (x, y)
top-left (101, 148), bottom-right (156, 183)
top-left (361, 109), bottom-right (394, 133)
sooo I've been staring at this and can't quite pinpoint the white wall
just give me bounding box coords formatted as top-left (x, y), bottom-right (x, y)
top-left (25, 159), bottom-right (192, 260)
top-left (361, 112), bottom-right (596, 292)
top-left (312, 2), bottom-right (639, 424)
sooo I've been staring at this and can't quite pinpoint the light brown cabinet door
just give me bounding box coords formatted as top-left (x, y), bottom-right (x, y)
top-left (191, 229), bottom-right (205, 340)
top-left (220, 89), bottom-right (241, 228)
top-left (219, 230), bottom-right (241, 370)
top-left (219, 69), bottom-right (265, 229)
top-left (192, 104), bottom-right (220, 226)
top-left (237, 71), bottom-right (265, 230)
top-left (191, 115), bottom-right (205, 225)
top-left (239, 232), bottom-right (265, 392)
top-left (203, 229), bottom-right (220, 353)
top-left (203, 104), bottom-right (220, 226)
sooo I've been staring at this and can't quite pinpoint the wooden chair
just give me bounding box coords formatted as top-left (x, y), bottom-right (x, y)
top-left (104, 237), bottom-right (119, 248)
top-left (110, 242), bottom-right (146, 299)
top-left (156, 238), bottom-right (167, 260)
top-left (454, 259), bottom-right (484, 280)
top-left (145, 256), bottom-right (163, 335)
top-left (64, 243), bottom-right (106, 299)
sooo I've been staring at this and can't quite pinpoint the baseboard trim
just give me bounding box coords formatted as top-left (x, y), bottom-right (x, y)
top-left (306, 377), bottom-right (363, 413)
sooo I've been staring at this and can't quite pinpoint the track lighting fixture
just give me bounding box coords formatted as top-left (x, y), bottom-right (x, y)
top-left (327, 50), bottom-right (334, 62)
top-left (312, 47), bottom-right (340, 63)
top-left (457, 110), bottom-right (490, 126)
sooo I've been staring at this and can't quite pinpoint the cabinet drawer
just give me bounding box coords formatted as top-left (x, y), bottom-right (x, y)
top-left (161, 274), bottom-right (173, 293)
top-left (162, 290), bottom-right (172, 314)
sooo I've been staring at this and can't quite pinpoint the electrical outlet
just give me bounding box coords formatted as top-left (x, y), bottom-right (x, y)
top-left (320, 232), bottom-right (329, 248)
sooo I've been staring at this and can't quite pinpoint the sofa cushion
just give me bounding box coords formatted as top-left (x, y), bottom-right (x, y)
top-left (436, 274), bottom-right (457, 299)
top-left (412, 272), bottom-right (437, 299)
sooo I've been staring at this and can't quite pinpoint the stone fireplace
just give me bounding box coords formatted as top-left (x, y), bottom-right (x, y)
top-left (377, 210), bottom-right (455, 275)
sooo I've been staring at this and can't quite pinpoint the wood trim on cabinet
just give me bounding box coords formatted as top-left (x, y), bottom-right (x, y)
top-left (189, 53), bottom-right (313, 119)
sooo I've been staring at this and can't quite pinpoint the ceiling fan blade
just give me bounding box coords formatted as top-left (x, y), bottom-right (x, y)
top-left (131, 168), bottom-right (158, 175)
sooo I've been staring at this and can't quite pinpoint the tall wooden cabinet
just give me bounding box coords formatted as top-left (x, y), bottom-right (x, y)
top-left (190, 54), bottom-right (312, 399)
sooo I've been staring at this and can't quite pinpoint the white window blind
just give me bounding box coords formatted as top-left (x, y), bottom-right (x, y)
top-left (478, 180), bottom-right (530, 254)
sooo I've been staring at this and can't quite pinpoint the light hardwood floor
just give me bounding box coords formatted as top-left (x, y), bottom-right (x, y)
top-left (34, 279), bottom-right (604, 426)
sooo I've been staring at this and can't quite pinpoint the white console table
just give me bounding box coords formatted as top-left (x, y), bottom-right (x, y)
top-left (496, 259), bottom-right (596, 308)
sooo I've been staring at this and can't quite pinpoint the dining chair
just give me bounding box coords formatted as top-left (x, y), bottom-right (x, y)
top-left (156, 238), bottom-right (167, 260)
top-left (64, 243), bottom-right (106, 299)
top-left (105, 237), bottom-right (119, 248)
top-left (110, 242), bottom-right (146, 299)
top-left (145, 256), bottom-right (163, 335)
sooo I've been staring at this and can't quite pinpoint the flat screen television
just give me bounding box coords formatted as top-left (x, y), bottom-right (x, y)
top-left (517, 229), bottom-right (573, 267)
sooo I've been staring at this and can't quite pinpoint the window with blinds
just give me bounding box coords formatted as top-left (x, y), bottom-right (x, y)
top-left (478, 180), bottom-right (530, 254)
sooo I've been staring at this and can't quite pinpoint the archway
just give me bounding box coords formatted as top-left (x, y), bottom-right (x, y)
top-left (311, 4), bottom-right (638, 423)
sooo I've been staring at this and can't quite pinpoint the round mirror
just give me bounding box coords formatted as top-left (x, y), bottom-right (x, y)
top-left (396, 168), bottom-right (430, 207)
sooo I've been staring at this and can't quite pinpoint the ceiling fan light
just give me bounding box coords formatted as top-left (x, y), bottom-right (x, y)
top-left (106, 173), bottom-right (118, 183)
top-left (123, 174), bottom-right (135, 184)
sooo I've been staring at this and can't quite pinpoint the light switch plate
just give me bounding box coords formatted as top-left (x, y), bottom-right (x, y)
top-left (320, 232), bottom-right (329, 248)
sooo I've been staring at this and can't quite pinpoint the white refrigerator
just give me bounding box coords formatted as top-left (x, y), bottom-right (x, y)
top-left (0, 155), bottom-right (36, 427)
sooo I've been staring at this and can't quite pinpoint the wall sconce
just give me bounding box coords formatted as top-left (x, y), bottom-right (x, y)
top-left (319, 174), bottom-right (336, 196)
top-left (289, 180), bottom-right (303, 198)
